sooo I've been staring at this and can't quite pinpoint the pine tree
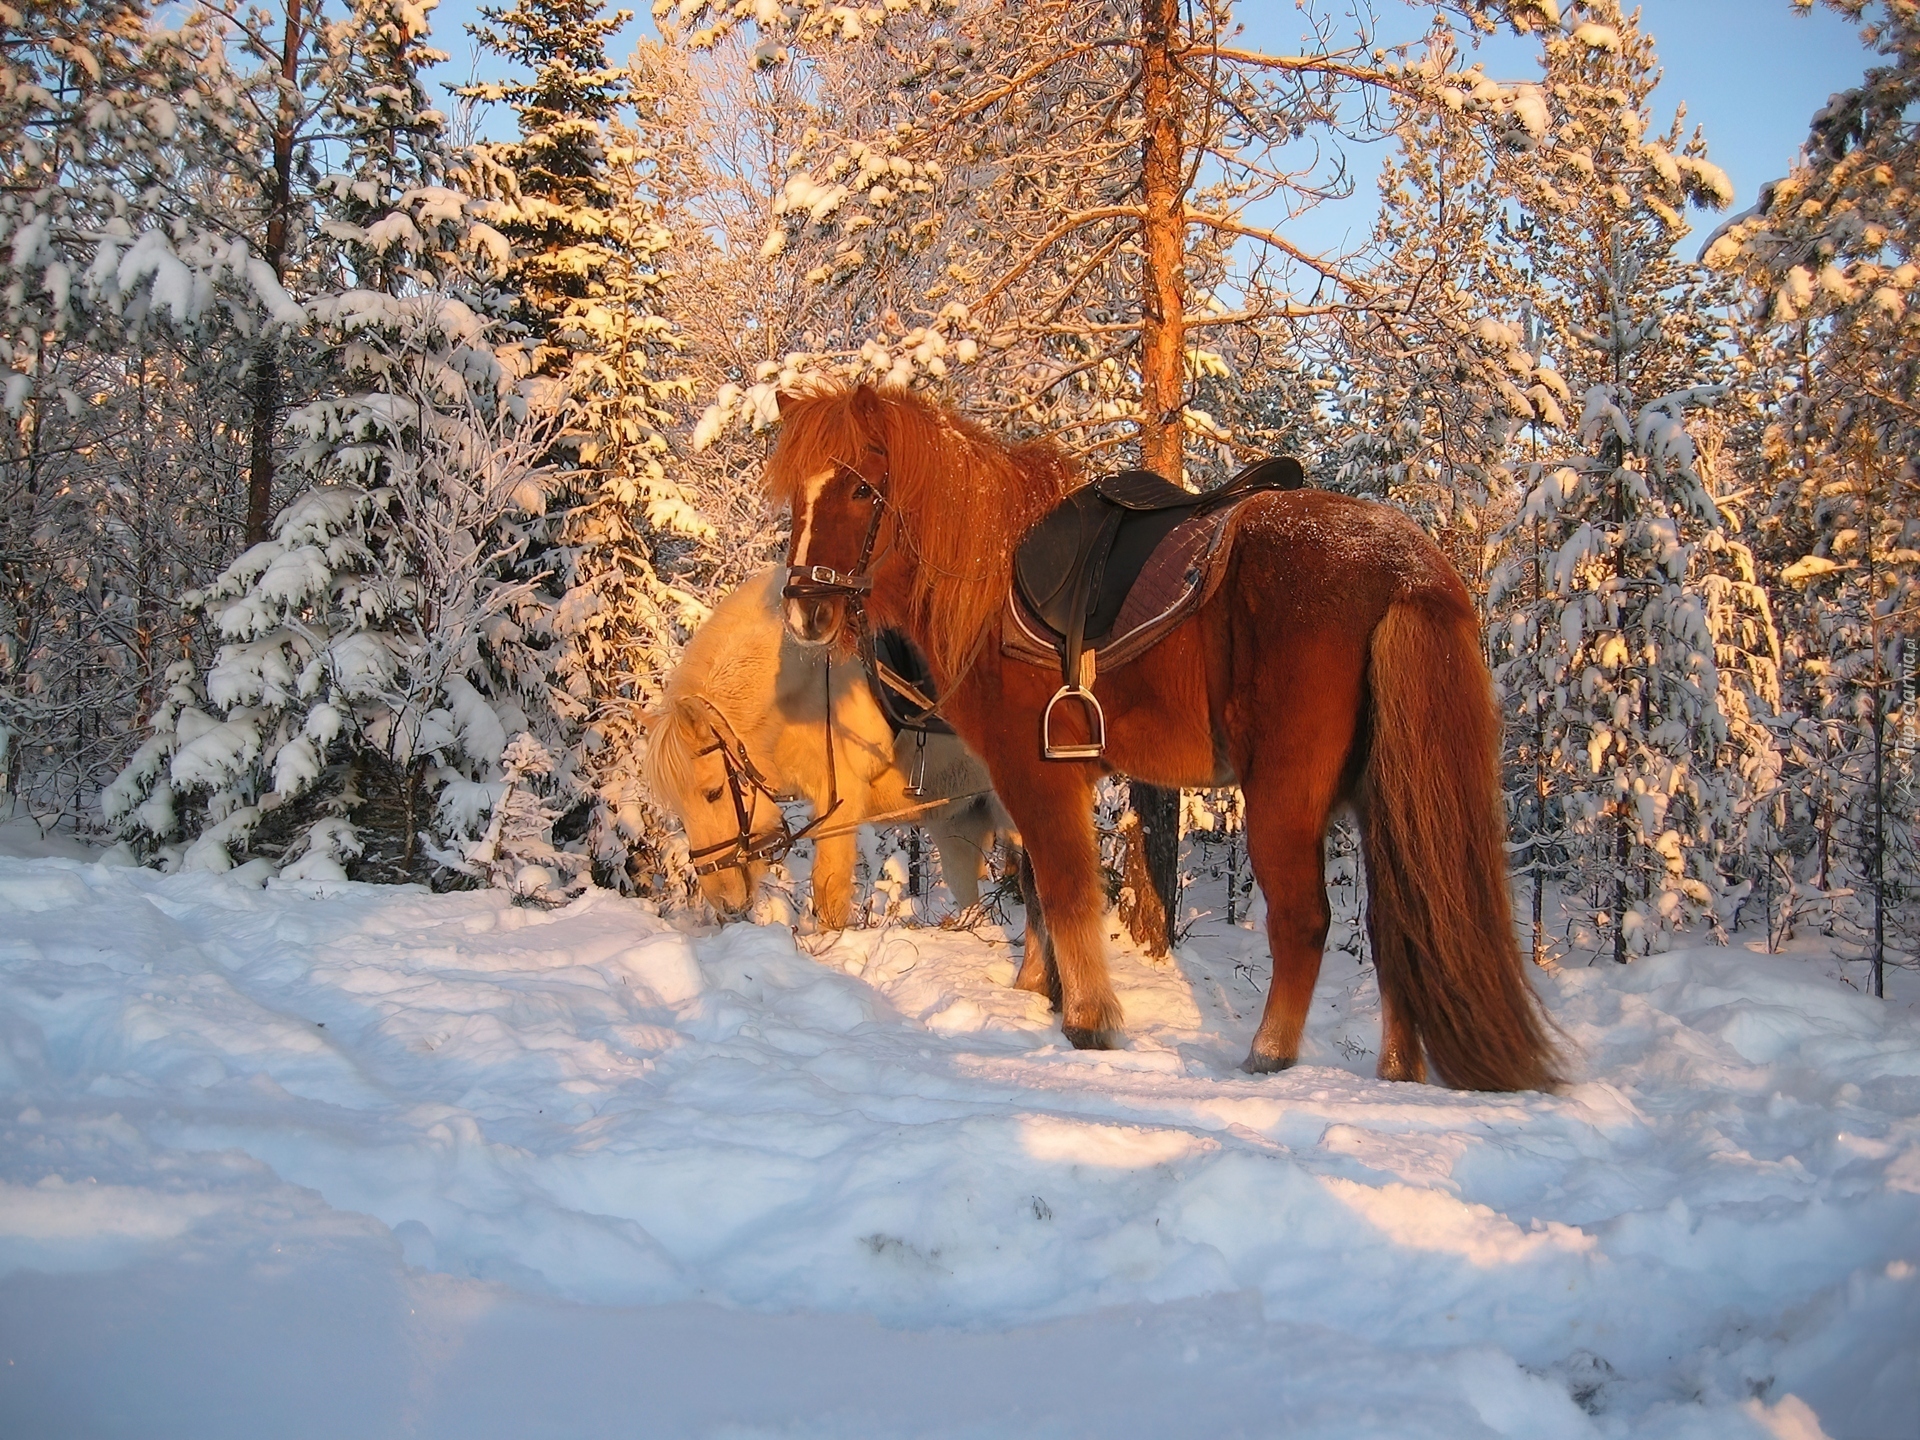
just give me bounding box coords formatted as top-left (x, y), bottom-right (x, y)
top-left (1485, 1), bottom-right (1777, 962)
top-left (1707, 0), bottom-right (1920, 996)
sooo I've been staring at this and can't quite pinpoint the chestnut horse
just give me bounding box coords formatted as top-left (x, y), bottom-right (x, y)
top-left (768, 385), bottom-right (1560, 1092)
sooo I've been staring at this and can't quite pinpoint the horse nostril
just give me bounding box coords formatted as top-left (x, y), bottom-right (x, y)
top-left (784, 598), bottom-right (825, 642)
top-left (785, 598), bottom-right (837, 643)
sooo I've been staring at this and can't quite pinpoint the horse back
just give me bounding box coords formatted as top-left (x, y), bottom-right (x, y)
top-left (1225, 488), bottom-right (1472, 628)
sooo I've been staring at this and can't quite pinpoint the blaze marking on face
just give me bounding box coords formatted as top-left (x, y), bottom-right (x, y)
top-left (785, 465), bottom-right (838, 638)
top-left (789, 465), bottom-right (835, 567)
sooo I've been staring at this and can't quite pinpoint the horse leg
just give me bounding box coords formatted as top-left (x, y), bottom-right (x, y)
top-left (810, 829), bottom-right (858, 930)
top-left (1240, 779), bottom-right (1337, 1073)
top-left (1005, 771), bottom-right (1120, 1047)
top-left (1376, 986), bottom-right (1428, 1083)
top-left (1359, 817), bottom-right (1427, 1083)
top-left (1011, 843), bottom-right (1060, 1011)
top-left (928, 808), bottom-right (986, 909)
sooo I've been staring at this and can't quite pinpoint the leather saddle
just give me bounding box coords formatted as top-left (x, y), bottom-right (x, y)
top-left (1007, 456), bottom-right (1305, 759)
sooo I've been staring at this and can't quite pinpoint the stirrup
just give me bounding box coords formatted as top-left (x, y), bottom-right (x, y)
top-left (905, 731), bottom-right (928, 796)
top-left (1042, 684), bottom-right (1105, 760)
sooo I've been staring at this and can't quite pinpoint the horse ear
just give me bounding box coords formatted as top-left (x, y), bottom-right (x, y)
top-left (850, 385), bottom-right (883, 421)
top-left (638, 707), bottom-right (662, 735)
top-left (681, 694), bottom-right (726, 739)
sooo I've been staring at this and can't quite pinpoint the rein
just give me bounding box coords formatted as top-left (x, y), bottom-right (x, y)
top-left (796, 787), bottom-right (993, 846)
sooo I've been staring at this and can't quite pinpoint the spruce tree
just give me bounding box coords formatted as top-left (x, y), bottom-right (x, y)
top-left (1707, 0), bottom-right (1920, 996)
top-left (1332, 27), bottom-right (1559, 610)
top-left (458, 0), bottom-right (631, 372)
top-left (461, 1), bottom-right (707, 889)
top-left (1486, 1), bottom-right (1777, 962)
top-left (102, 296), bottom-right (578, 887)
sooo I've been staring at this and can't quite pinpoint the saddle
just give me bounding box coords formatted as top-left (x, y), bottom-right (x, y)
top-left (1006, 456), bottom-right (1305, 759)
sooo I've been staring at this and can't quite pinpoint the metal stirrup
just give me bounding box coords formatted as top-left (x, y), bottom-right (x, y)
top-left (1042, 650), bottom-right (1104, 761)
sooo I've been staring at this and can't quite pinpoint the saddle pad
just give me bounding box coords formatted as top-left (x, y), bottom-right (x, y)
top-left (1013, 487), bottom-right (1197, 644)
top-left (1001, 504), bottom-right (1241, 674)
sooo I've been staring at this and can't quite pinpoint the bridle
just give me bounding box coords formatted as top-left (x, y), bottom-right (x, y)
top-left (682, 679), bottom-right (844, 881)
top-left (780, 462), bottom-right (887, 616)
top-left (778, 462), bottom-right (958, 788)
top-left (682, 465), bottom-right (889, 886)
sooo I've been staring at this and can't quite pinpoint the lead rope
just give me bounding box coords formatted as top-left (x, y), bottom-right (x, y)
top-left (822, 652), bottom-right (838, 827)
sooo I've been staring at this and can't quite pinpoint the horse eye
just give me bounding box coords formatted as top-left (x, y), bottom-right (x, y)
top-left (702, 786), bottom-right (725, 803)
top-left (851, 479), bottom-right (874, 500)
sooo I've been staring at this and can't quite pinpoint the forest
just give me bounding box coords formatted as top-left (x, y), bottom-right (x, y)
top-left (3, 0), bottom-right (1916, 986)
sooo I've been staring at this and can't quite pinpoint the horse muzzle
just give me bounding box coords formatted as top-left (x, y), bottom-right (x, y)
top-left (698, 865), bottom-right (759, 918)
top-left (783, 595), bottom-right (844, 646)
top-left (781, 564), bottom-right (869, 646)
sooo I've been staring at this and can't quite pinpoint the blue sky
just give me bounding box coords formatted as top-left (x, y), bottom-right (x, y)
top-left (1225, 0), bottom-right (1873, 255)
top-left (426, 0), bottom-right (1874, 251)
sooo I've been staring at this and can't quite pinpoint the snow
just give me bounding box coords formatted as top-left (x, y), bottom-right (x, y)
top-left (0, 853), bottom-right (1913, 1438)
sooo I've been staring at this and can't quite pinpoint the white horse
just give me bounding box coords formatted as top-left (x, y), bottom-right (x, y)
top-left (643, 567), bottom-right (1007, 927)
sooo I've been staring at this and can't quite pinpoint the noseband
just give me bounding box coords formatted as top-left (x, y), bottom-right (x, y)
top-left (781, 464), bottom-right (886, 610)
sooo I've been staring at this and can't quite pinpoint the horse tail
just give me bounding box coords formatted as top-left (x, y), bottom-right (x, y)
top-left (1361, 595), bottom-right (1563, 1092)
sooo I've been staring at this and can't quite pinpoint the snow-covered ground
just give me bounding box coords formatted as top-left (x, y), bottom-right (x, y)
top-left (0, 850), bottom-right (1914, 1439)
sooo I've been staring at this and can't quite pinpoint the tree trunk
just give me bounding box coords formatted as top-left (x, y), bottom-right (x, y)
top-left (1137, 0), bottom-right (1185, 483)
top-left (1866, 507), bottom-right (1886, 1000)
top-left (1129, 784), bottom-right (1180, 954)
top-left (1117, 808), bottom-right (1170, 957)
top-left (1612, 805), bottom-right (1629, 965)
top-left (246, 344), bottom-right (280, 545)
top-left (246, 2), bottom-right (305, 546)
top-left (1530, 519), bottom-right (1549, 967)
top-left (1123, 0), bottom-right (1188, 949)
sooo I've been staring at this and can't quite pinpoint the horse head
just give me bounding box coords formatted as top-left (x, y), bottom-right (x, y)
top-left (765, 384), bottom-right (1077, 683)
top-left (771, 387), bottom-right (895, 652)
top-left (642, 693), bottom-right (786, 918)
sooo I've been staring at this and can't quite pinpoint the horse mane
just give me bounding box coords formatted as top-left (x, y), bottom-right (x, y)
top-left (642, 567), bottom-right (786, 804)
top-left (765, 385), bottom-right (1080, 683)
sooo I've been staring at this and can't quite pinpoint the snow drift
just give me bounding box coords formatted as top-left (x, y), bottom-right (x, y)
top-left (0, 855), bottom-right (1913, 1438)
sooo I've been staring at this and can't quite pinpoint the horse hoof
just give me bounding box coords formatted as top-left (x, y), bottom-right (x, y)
top-left (1063, 1025), bottom-right (1120, 1051)
top-left (1376, 1052), bottom-right (1427, 1084)
top-left (1243, 1049), bottom-right (1295, 1075)
top-left (1011, 969), bottom-right (1050, 998)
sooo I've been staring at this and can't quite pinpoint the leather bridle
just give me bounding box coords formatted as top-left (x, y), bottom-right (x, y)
top-left (780, 463), bottom-right (886, 613)
top-left (682, 680), bottom-right (844, 881)
top-left (778, 465), bottom-right (959, 776)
